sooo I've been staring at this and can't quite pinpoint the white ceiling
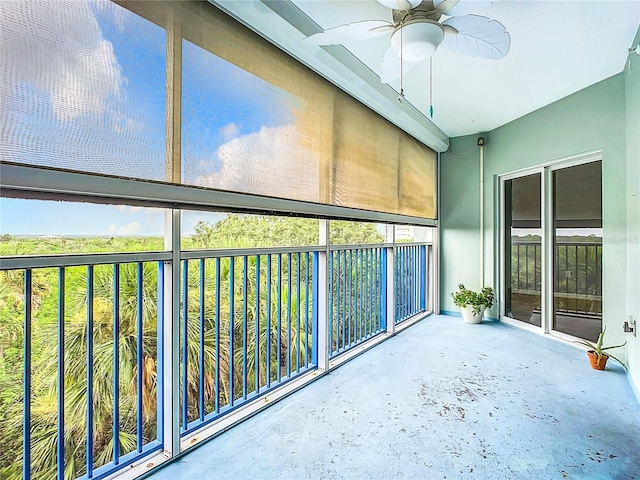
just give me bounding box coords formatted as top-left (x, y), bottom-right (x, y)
top-left (213, 0), bottom-right (640, 151)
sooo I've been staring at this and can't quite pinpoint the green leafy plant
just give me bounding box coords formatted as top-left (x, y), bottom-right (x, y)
top-left (574, 327), bottom-right (626, 367)
top-left (451, 284), bottom-right (494, 315)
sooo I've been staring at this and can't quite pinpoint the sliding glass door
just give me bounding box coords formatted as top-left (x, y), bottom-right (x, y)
top-left (552, 161), bottom-right (602, 342)
top-left (501, 156), bottom-right (602, 342)
top-left (504, 173), bottom-right (542, 327)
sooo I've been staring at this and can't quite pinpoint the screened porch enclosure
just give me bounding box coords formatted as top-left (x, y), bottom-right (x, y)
top-left (0, 1), bottom-right (441, 476)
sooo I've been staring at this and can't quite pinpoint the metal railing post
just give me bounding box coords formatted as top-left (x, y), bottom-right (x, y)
top-left (386, 226), bottom-right (395, 334)
top-left (316, 220), bottom-right (330, 371)
top-left (161, 209), bottom-right (181, 456)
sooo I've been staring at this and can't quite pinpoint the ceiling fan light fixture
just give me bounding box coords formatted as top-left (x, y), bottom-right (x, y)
top-left (390, 21), bottom-right (445, 62)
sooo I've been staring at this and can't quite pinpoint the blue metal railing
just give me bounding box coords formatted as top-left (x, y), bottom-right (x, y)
top-left (328, 246), bottom-right (386, 358)
top-left (1, 240), bottom-right (429, 480)
top-left (394, 244), bottom-right (427, 324)
top-left (6, 256), bottom-right (167, 480)
top-left (178, 249), bottom-right (319, 436)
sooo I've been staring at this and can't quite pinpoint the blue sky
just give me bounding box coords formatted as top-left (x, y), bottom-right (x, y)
top-left (0, 0), bottom-right (296, 237)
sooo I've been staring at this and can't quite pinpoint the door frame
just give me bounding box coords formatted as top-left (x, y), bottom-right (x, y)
top-left (497, 150), bottom-right (603, 338)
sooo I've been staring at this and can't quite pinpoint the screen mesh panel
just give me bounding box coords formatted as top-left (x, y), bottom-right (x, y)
top-left (0, 0), bottom-right (166, 180)
top-left (1, 0), bottom-right (437, 221)
top-left (181, 39), bottom-right (322, 203)
top-left (180, 2), bottom-right (437, 220)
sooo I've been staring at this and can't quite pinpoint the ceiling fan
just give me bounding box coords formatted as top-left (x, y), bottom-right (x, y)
top-left (304, 0), bottom-right (511, 84)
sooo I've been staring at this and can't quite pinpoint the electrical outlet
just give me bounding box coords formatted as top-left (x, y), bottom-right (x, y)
top-left (624, 316), bottom-right (636, 337)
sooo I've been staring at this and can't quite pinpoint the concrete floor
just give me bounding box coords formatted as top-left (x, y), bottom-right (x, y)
top-left (146, 315), bottom-right (640, 480)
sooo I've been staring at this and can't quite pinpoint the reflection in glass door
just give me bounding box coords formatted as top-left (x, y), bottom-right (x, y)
top-left (504, 173), bottom-right (542, 326)
top-left (553, 161), bottom-right (602, 342)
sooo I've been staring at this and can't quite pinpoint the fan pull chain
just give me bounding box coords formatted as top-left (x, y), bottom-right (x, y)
top-left (429, 56), bottom-right (434, 118)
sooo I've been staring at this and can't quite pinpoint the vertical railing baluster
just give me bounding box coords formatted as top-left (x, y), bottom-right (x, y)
top-left (373, 248), bottom-right (377, 332)
top-left (137, 262), bottom-right (144, 451)
top-left (57, 267), bottom-right (65, 480)
top-left (86, 265), bottom-right (94, 478)
top-left (113, 264), bottom-right (120, 464)
top-left (377, 248), bottom-right (381, 331)
top-left (199, 259), bottom-right (205, 421)
top-left (525, 244), bottom-right (529, 292)
top-left (266, 255), bottom-right (272, 388)
top-left (328, 251), bottom-right (333, 356)
top-left (215, 258), bottom-right (221, 414)
top-left (358, 249), bottom-right (363, 341)
top-left (366, 248), bottom-right (374, 337)
top-left (305, 252), bottom-right (309, 368)
top-left (229, 257), bottom-right (235, 406)
top-left (341, 250), bottom-right (346, 351)
top-left (364, 249), bottom-right (369, 337)
top-left (181, 261), bottom-right (188, 431)
top-left (397, 247), bottom-right (402, 322)
top-left (420, 245), bottom-right (427, 311)
top-left (255, 255), bottom-right (260, 394)
top-left (416, 245), bottom-right (420, 315)
top-left (277, 254), bottom-right (282, 384)
top-left (414, 246), bottom-right (418, 313)
top-left (382, 248), bottom-right (388, 330)
top-left (296, 252), bottom-right (301, 373)
top-left (396, 248), bottom-right (400, 323)
top-left (23, 269), bottom-right (32, 480)
top-left (311, 252), bottom-right (319, 366)
top-left (347, 249), bottom-right (351, 346)
top-left (287, 253), bottom-right (292, 377)
top-left (242, 256), bottom-right (248, 400)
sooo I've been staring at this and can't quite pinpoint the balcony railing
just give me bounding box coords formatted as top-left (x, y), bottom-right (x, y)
top-left (1, 241), bottom-right (431, 480)
top-left (511, 241), bottom-right (602, 315)
top-left (328, 246), bottom-right (386, 358)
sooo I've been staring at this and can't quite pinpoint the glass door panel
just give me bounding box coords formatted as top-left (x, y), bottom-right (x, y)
top-left (504, 173), bottom-right (542, 326)
top-left (553, 161), bottom-right (602, 342)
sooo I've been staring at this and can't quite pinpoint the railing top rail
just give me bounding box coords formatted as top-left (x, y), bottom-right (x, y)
top-left (0, 251), bottom-right (171, 270)
top-left (511, 240), bottom-right (602, 246)
top-left (329, 241), bottom-right (431, 251)
top-left (181, 245), bottom-right (324, 259)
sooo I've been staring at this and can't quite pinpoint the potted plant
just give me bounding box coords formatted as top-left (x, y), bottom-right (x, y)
top-left (574, 327), bottom-right (626, 370)
top-left (451, 284), bottom-right (494, 324)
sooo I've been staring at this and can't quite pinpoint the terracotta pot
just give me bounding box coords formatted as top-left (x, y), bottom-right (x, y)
top-left (587, 350), bottom-right (608, 370)
top-left (460, 305), bottom-right (485, 324)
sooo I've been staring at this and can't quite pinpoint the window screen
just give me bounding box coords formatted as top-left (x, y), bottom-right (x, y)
top-left (1, 0), bottom-right (437, 221)
top-left (0, 0), bottom-right (167, 180)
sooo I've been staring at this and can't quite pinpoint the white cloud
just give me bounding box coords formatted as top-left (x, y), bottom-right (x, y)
top-left (0, 0), bottom-right (122, 121)
top-left (194, 124), bottom-right (320, 202)
top-left (108, 221), bottom-right (142, 235)
top-left (220, 122), bottom-right (240, 142)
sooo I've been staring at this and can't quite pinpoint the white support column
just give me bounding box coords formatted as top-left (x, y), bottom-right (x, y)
top-left (386, 225), bottom-right (395, 334)
top-left (163, 2), bottom-right (181, 456)
top-left (162, 209), bottom-right (181, 456)
top-left (317, 219), bottom-right (330, 372)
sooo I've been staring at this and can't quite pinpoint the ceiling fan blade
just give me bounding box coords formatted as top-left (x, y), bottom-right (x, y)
top-left (440, 14), bottom-right (510, 59)
top-left (303, 20), bottom-right (394, 46)
top-left (434, 0), bottom-right (494, 16)
top-left (379, 45), bottom-right (419, 84)
top-left (377, 0), bottom-right (422, 10)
